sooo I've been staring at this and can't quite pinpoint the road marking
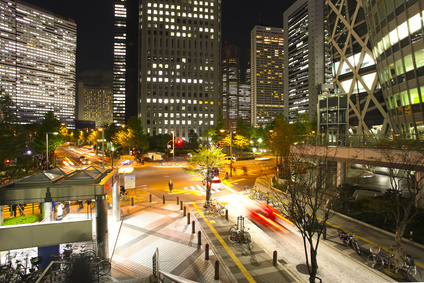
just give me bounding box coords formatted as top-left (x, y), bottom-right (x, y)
top-left (196, 184), bottom-right (205, 191)
top-left (192, 202), bottom-right (256, 283)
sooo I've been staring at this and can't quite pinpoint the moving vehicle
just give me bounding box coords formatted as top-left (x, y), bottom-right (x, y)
top-left (118, 155), bottom-right (135, 173)
top-left (78, 156), bottom-right (91, 165)
top-left (224, 156), bottom-right (236, 164)
top-left (203, 176), bottom-right (223, 191)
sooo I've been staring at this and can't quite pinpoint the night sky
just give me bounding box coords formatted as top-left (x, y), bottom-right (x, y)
top-left (22, 0), bottom-right (295, 84)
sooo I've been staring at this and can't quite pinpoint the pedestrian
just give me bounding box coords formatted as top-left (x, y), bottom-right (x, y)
top-left (53, 201), bottom-right (57, 213)
top-left (11, 204), bottom-right (17, 217)
top-left (77, 200), bottom-right (83, 208)
top-left (56, 202), bottom-right (64, 220)
top-left (243, 166), bottom-right (247, 176)
top-left (225, 172), bottom-right (229, 179)
top-left (65, 201), bottom-right (70, 214)
top-left (168, 180), bottom-right (173, 192)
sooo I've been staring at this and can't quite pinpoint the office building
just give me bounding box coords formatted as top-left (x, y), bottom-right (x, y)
top-left (222, 44), bottom-right (240, 129)
top-left (0, 0), bottom-right (77, 125)
top-left (284, 0), bottom-right (331, 124)
top-left (250, 26), bottom-right (284, 127)
top-left (77, 82), bottom-right (113, 127)
top-left (322, 0), bottom-right (390, 136)
top-left (137, 0), bottom-right (222, 140)
top-left (362, 0), bottom-right (424, 135)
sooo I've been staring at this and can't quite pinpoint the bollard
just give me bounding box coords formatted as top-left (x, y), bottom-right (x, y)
top-left (273, 250), bottom-right (278, 266)
top-left (225, 209), bottom-right (228, 221)
top-left (131, 197), bottom-right (134, 206)
top-left (184, 206), bottom-right (186, 216)
top-left (192, 221), bottom-right (196, 234)
top-left (177, 196), bottom-right (179, 205)
top-left (149, 194), bottom-right (152, 202)
top-left (410, 231), bottom-right (413, 241)
top-left (205, 244), bottom-right (210, 260)
top-left (214, 261), bottom-right (219, 280)
top-left (198, 231), bottom-right (202, 245)
top-left (163, 195), bottom-right (165, 204)
top-left (180, 201), bottom-right (183, 210)
top-left (187, 212), bottom-right (190, 224)
top-left (322, 226), bottom-right (327, 240)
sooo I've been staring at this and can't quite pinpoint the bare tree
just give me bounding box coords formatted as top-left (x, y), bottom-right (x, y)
top-left (287, 144), bottom-right (339, 283)
top-left (373, 135), bottom-right (424, 271)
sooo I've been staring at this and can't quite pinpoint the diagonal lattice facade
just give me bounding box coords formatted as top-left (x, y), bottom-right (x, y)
top-left (326, 0), bottom-right (391, 135)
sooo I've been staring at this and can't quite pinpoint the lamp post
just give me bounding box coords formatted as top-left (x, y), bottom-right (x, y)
top-left (45, 132), bottom-right (58, 170)
top-left (220, 129), bottom-right (234, 177)
top-left (99, 128), bottom-right (105, 169)
top-left (111, 145), bottom-right (123, 168)
top-left (171, 130), bottom-right (175, 165)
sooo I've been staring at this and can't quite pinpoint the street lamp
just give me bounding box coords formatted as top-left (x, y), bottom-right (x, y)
top-left (45, 132), bottom-right (58, 170)
top-left (111, 145), bottom-right (123, 168)
top-left (220, 129), bottom-right (235, 177)
top-left (98, 128), bottom-right (105, 169)
top-left (171, 130), bottom-right (175, 165)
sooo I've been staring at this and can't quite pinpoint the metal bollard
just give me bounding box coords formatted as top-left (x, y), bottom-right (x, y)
top-left (187, 212), bottom-right (190, 224)
top-left (322, 226), bottom-right (327, 240)
top-left (214, 261), bottom-right (219, 280)
top-left (273, 250), bottom-right (278, 266)
top-left (131, 197), bottom-right (134, 206)
top-left (180, 201), bottom-right (183, 210)
top-left (198, 231), bottom-right (202, 245)
top-left (225, 209), bottom-right (228, 221)
top-left (184, 206), bottom-right (186, 216)
top-left (192, 221), bottom-right (196, 234)
top-left (149, 194), bottom-right (152, 202)
top-left (163, 195), bottom-right (165, 204)
top-left (177, 196), bottom-right (179, 205)
top-left (205, 244), bottom-right (210, 260)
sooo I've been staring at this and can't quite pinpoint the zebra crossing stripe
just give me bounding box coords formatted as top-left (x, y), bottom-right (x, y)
top-left (196, 185), bottom-right (205, 191)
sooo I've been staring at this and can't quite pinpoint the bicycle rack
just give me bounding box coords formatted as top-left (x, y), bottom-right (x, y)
top-left (237, 216), bottom-right (245, 230)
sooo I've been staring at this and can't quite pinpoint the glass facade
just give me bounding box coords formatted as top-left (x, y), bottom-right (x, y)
top-left (0, 0), bottom-right (76, 125)
top-left (363, 0), bottom-right (424, 135)
top-left (83, 86), bottom-right (113, 127)
top-left (250, 26), bottom-right (284, 127)
top-left (325, 0), bottom-right (390, 135)
top-left (222, 44), bottom-right (240, 129)
top-left (139, 0), bottom-right (221, 139)
top-left (284, 0), bottom-right (330, 124)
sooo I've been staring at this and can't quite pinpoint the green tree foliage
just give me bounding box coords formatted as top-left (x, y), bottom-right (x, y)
top-left (236, 117), bottom-right (251, 138)
top-left (0, 92), bottom-right (27, 171)
top-left (87, 130), bottom-right (100, 150)
top-left (232, 134), bottom-right (250, 158)
top-left (127, 116), bottom-right (149, 150)
top-left (188, 129), bottom-right (199, 149)
top-left (185, 146), bottom-right (227, 175)
top-left (266, 116), bottom-right (298, 177)
top-left (33, 111), bottom-right (64, 155)
top-left (148, 134), bottom-right (172, 150)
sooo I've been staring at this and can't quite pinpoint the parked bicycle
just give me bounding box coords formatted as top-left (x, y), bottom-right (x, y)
top-left (367, 247), bottom-right (393, 270)
top-left (204, 199), bottom-right (226, 217)
top-left (90, 257), bottom-right (111, 276)
top-left (337, 229), bottom-right (361, 255)
top-left (229, 226), bottom-right (254, 250)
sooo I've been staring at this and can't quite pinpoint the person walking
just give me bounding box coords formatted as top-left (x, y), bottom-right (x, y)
top-left (168, 180), bottom-right (173, 193)
top-left (56, 202), bottom-right (64, 221)
top-left (65, 201), bottom-right (70, 214)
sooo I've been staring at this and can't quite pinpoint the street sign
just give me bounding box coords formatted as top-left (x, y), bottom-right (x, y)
top-left (124, 175), bottom-right (135, 189)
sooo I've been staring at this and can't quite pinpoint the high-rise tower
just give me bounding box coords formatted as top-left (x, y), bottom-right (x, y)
top-left (138, 0), bottom-right (222, 139)
top-left (0, 0), bottom-right (76, 125)
top-left (250, 26), bottom-right (284, 127)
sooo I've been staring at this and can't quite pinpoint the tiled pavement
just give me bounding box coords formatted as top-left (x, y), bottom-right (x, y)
top-left (187, 203), bottom-right (301, 283)
top-left (102, 196), bottom-right (232, 282)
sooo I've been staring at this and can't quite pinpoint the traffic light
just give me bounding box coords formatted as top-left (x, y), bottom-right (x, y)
top-left (175, 139), bottom-right (182, 146)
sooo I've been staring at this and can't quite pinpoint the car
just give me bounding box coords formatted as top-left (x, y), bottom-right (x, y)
top-left (78, 156), bottom-right (90, 165)
top-left (203, 176), bottom-right (223, 191)
top-left (224, 156), bottom-right (236, 164)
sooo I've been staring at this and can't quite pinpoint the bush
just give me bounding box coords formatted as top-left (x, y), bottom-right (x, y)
top-left (1, 214), bottom-right (42, 226)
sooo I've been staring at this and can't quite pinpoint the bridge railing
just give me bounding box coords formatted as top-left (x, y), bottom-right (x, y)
top-left (300, 134), bottom-right (424, 149)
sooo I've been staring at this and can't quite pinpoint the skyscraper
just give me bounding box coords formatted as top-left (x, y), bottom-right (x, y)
top-left (250, 26), bottom-right (284, 127)
top-left (77, 82), bottom-right (113, 127)
top-left (138, 0), bottom-right (221, 139)
top-left (0, 0), bottom-right (76, 125)
top-left (284, 0), bottom-right (331, 124)
top-left (362, 0), bottom-right (424, 135)
top-left (222, 44), bottom-right (240, 129)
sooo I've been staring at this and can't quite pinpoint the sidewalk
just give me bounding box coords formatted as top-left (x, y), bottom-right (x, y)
top-left (187, 202), bottom-right (302, 283)
top-left (103, 195), bottom-right (232, 282)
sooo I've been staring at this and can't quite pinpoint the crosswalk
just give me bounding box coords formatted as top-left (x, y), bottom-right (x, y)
top-left (183, 184), bottom-right (222, 194)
